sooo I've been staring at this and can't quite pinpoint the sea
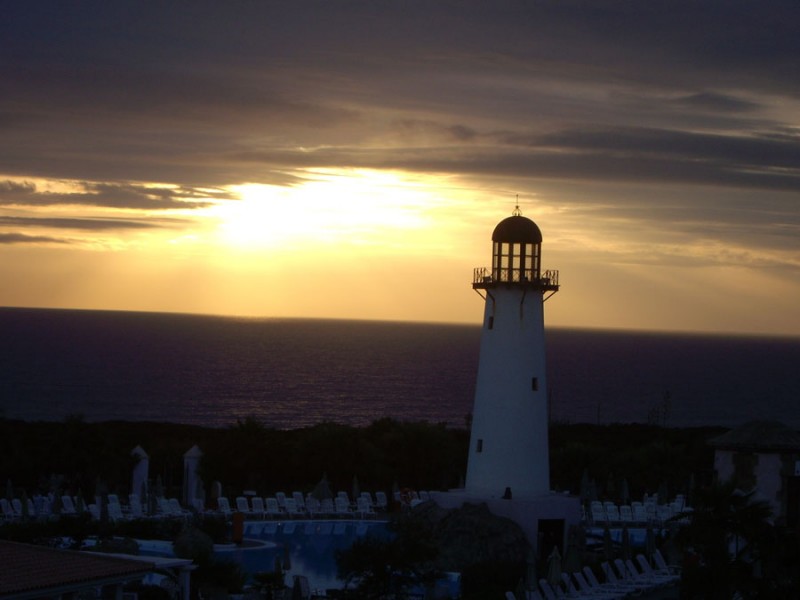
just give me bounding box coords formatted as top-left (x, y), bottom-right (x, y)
top-left (2, 307), bottom-right (799, 430)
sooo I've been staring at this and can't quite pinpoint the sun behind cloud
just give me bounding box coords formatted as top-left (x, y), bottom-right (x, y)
top-left (212, 169), bottom-right (467, 254)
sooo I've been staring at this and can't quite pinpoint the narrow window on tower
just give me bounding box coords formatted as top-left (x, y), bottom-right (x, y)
top-left (531, 377), bottom-right (539, 391)
top-left (487, 316), bottom-right (494, 330)
top-left (476, 439), bottom-right (483, 453)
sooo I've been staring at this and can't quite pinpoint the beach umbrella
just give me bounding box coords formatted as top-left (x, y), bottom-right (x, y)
top-left (311, 473), bottom-right (332, 500)
top-left (546, 546), bottom-right (562, 587)
top-left (131, 445), bottom-right (149, 501)
top-left (183, 445), bottom-right (203, 507)
top-left (194, 479), bottom-right (206, 511)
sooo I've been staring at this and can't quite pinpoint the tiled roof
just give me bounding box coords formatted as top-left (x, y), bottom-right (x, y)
top-left (0, 540), bottom-right (154, 598)
top-left (709, 420), bottom-right (800, 451)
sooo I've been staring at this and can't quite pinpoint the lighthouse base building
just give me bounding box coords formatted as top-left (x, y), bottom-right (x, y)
top-left (433, 208), bottom-right (580, 557)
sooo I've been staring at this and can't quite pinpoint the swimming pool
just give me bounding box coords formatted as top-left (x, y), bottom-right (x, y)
top-left (228, 519), bottom-right (392, 593)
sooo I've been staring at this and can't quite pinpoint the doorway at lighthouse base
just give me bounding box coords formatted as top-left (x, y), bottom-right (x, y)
top-left (431, 490), bottom-right (581, 561)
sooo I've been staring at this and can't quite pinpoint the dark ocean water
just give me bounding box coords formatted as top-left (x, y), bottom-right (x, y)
top-left (2, 307), bottom-right (799, 429)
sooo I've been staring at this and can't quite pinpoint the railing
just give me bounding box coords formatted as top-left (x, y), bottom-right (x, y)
top-left (473, 267), bottom-right (559, 288)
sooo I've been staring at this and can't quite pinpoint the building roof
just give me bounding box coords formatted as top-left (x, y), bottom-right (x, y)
top-left (709, 420), bottom-right (800, 452)
top-left (0, 540), bottom-right (155, 599)
top-left (492, 215), bottom-right (543, 244)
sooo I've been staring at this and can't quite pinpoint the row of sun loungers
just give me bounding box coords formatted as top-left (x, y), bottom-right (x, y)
top-left (225, 490), bottom-right (389, 519)
top-left (510, 550), bottom-right (680, 600)
top-left (586, 495), bottom-right (691, 525)
top-left (1, 489), bottom-right (394, 523)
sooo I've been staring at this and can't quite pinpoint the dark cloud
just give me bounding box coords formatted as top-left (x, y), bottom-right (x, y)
top-left (0, 180), bottom-right (226, 210)
top-left (0, 232), bottom-right (69, 245)
top-left (0, 1), bottom-right (798, 203)
top-left (671, 93), bottom-right (760, 113)
top-left (0, 216), bottom-right (174, 231)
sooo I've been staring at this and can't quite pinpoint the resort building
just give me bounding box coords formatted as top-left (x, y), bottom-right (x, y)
top-left (711, 420), bottom-right (800, 529)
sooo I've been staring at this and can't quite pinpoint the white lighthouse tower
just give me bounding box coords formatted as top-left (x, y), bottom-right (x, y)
top-left (465, 206), bottom-right (559, 499)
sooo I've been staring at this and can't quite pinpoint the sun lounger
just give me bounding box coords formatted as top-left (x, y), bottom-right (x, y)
top-left (619, 504), bottom-right (634, 523)
top-left (251, 496), bottom-right (266, 518)
top-left (275, 492), bottom-right (288, 509)
top-left (334, 496), bottom-right (353, 517)
top-left (375, 491), bottom-right (388, 510)
top-left (590, 501), bottom-right (607, 524)
top-left (537, 579), bottom-right (563, 600)
top-left (265, 497), bottom-right (283, 518)
top-left (605, 504), bottom-right (621, 523)
top-left (572, 570), bottom-right (625, 599)
top-left (614, 558), bottom-right (664, 590)
top-left (319, 498), bottom-right (335, 516)
top-left (305, 496), bottom-right (321, 517)
top-left (61, 495), bottom-right (77, 515)
top-left (635, 555), bottom-right (679, 584)
top-left (216, 496), bottom-right (232, 516)
top-left (107, 501), bottom-right (125, 522)
top-left (632, 502), bottom-right (648, 523)
top-left (292, 491), bottom-right (307, 512)
top-left (356, 496), bottom-right (375, 518)
top-left (337, 491), bottom-right (351, 508)
top-left (584, 566), bottom-right (638, 596)
top-left (0, 499), bottom-right (15, 520)
top-left (601, 561), bottom-right (646, 595)
top-left (560, 573), bottom-right (579, 596)
top-left (284, 498), bottom-right (304, 518)
top-left (653, 549), bottom-right (681, 577)
top-left (88, 503), bottom-right (101, 520)
top-left (128, 493), bottom-right (145, 518)
top-left (236, 496), bottom-right (253, 515)
top-left (168, 498), bottom-right (188, 517)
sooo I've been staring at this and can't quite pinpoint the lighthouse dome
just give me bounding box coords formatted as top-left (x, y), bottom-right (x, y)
top-left (491, 215), bottom-right (542, 244)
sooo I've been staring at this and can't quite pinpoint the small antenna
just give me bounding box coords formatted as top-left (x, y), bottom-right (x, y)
top-left (512, 194), bottom-right (522, 216)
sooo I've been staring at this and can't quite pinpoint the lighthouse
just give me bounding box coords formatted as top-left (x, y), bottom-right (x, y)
top-left (432, 206), bottom-right (578, 556)
top-left (465, 206), bottom-right (559, 498)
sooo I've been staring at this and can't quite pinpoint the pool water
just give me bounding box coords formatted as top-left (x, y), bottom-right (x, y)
top-left (227, 520), bottom-right (392, 592)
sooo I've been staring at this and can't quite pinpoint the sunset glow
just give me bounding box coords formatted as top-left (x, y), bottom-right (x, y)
top-left (2, 2), bottom-right (798, 336)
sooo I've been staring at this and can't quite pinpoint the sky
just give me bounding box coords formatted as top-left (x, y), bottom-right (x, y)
top-left (1, 1), bottom-right (799, 336)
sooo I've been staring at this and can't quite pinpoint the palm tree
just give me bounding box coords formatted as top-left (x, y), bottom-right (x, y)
top-left (673, 480), bottom-right (773, 599)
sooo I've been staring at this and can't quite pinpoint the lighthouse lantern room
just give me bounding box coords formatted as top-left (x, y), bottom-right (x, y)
top-left (465, 206), bottom-right (559, 499)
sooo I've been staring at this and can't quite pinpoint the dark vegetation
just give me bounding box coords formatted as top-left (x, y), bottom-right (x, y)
top-left (0, 416), bottom-right (723, 502)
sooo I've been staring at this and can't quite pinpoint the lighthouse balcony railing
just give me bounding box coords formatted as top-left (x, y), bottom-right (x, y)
top-left (473, 267), bottom-right (559, 288)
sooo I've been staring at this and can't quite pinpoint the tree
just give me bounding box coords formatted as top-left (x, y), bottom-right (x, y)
top-left (337, 516), bottom-right (438, 598)
top-left (674, 481), bottom-right (774, 599)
